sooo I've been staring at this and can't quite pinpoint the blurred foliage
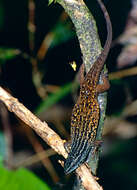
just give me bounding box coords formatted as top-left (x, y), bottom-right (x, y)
top-left (0, 48), bottom-right (20, 62)
top-left (0, 162), bottom-right (51, 190)
top-left (99, 138), bottom-right (137, 190)
top-left (35, 82), bottom-right (72, 114)
top-left (0, 132), bottom-right (6, 160)
top-left (50, 21), bottom-right (74, 49)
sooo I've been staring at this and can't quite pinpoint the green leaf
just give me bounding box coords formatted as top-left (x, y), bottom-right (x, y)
top-left (48, 0), bottom-right (55, 5)
top-left (0, 156), bottom-right (3, 167)
top-left (0, 166), bottom-right (51, 190)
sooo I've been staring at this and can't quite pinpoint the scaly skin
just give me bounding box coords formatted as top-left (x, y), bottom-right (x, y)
top-left (64, 0), bottom-right (112, 174)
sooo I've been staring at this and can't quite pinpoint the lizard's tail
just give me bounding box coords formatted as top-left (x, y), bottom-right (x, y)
top-left (84, 0), bottom-right (112, 83)
top-left (64, 139), bottom-right (94, 174)
top-left (97, 0), bottom-right (112, 60)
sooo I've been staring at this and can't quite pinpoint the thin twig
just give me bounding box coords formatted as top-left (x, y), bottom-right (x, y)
top-left (109, 65), bottom-right (137, 80)
top-left (14, 149), bottom-right (55, 168)
top-left (28, 0), bottom-right (35, 52)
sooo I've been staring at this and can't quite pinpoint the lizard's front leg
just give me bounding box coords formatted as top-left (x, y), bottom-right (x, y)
top-left (96, 75), bottom-right (110, 93)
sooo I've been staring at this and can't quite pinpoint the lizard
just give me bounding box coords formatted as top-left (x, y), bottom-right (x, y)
top-left (64, 0), bottom-right (112, 174)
